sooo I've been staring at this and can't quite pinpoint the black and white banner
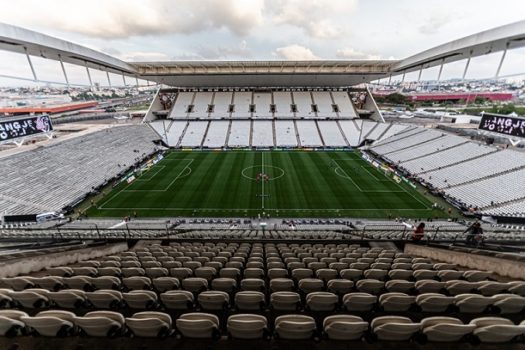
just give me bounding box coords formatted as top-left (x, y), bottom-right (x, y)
top-left (0, 115), bottom-right (53, 142)
top-left (478, 114), bottom-right (525, 138)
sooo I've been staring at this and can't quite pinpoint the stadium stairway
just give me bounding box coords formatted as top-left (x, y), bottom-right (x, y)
top-left (314, 121), bottom-right (326, 147)
top-left (335, 121), bottom-right (351, 147)
top-left (175, 121), bottom-right (190, 148)
top-left (293, 120), bottom-right (301, 147)
top-left (199, 121), bottom-right (212, 148)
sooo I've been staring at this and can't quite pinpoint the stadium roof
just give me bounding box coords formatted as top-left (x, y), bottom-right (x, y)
top-left (0, 20), bottom-right (524, 87)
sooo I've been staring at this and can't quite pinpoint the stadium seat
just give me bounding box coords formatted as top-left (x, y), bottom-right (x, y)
top-left (21, 310), bottom-right (76, 337)
top-left (0, 310), bottom-right (28, 337)
top-left (227, 314), bottom-right (268, 339)
top-left (420, 317), bottom-right (475, 342)
top-left (305, 292), bottom-right (338, 311)
top-left (323, 315), bottom-right (368, 340)
top-left (160, 290), bottom-right (194, 310)
top-left (271, 292), bottom-right (301, 311)
top-left (176, 313), bottom-right (219, 339)
top-left (74, 311), bottom-right (125, 337)
top-left (126, 311), bottom-right (172, 338)
top-left (470, 317), bottom-right (525, 343)
top-left (343, 292), bottom-right (377, 312)
top-left (274, 314), bottom-right (316, 340)
top-left (85, 290), bottom-right (123, 309)
top-left (235, 291), bottom-right (265, 311)
top-left (371, 316), bottom-right (420, 341)
top-left (198, 291), bottom-right (229, 310)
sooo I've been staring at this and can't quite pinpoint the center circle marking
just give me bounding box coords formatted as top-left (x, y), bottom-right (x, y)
top-left (241, 165), bottom-right (285, 181)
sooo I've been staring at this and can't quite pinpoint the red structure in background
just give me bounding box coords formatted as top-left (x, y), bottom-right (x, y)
top-left (0, 101), bottom-right (98, 116)
top-left (374, 91), bottom-right (514, 102)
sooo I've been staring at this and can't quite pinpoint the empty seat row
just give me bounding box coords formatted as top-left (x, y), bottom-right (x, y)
top-left (1, 310), bottom-right (524, 343)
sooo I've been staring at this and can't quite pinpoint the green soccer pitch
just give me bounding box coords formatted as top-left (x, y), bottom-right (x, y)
top-left (87, 150), bottom-right (444, 218)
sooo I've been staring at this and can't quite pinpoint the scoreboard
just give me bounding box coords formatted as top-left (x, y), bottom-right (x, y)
top-left (478, 113), bottom-right (525, 139)
top-left (0, 115), bottom-right (53, 142)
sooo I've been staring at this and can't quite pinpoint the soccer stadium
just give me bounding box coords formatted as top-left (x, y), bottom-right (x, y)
top-left (0, 4), bottom-right (525, 349)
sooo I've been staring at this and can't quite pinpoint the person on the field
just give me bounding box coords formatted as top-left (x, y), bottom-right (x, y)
top-left (411, 222), bottom-right (425, 241)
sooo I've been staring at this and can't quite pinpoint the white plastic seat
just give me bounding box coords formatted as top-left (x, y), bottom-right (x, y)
top-left (445, 280), bottom-right (479, 295)
top-left (463, 270), bottom-right (491, 282)
top-left (123, 290), bottom-right (158, 309)
top-left (340, 269), bottom-right (363, 281)
top-left (21, 310), bottom-right (76, 336)
top-left (492, 294), bottom-right (525, 314)
top-left (298, 278), bottom-right (324, 294)
top-left (274, 314), bottom-right (316, 340)
top-left (291, 268), bottom-right (314, 281)
top-left (388, 269), bottom-right (413, 280)
top-left (92, 276), bottom-right (121, 290)
top-left (0, 310), bottom-right (28, 336)
top-left (152, 277), bottom-right (180, 292)
top-left (182, 277), bottom-right (208, 293)
top-left (126, 311), bottom-right (172, 338)
top-left (121, 267), bottom-right (145, 277)
top-left (198, 290), bottom-right (230, 310)
top-left (371, 316), bottom-right (420, 341)
top-left (211, 277), bottom-right (237, 293)
top-left (305, 292), bottom-right (338, 311)
top-left (416, 293), bottom-right (454, 312)
top-left (63, 276), bottom-right (93, 291)
top-left (327, 279), bottom-right (354, 295)
top-left (270, 291), bottom-right (301, 311)
top-left (437, 270), bottom-right (463, 281)
top-left (170, 267), bottom-right (193, 280)
top-left (454, 294), bottom-right (494, 313)
top-left (244, 268), bottom-right (264, 279)
top-left (145, 267), bottom-right (169, 279)
top-left (85, 290), bottom-right (123, 309)
top-left (413, 270), bottom-right (438, 280)
top-left (194, 267), bottom-right (217, 281)
top-left (379, 292), bottom-right (415, 312)
top-left (470, 317), bottom-right (525, 343)
top-left (415, 280), bottom-right (446, 294)
top-left (323, 315), bottom-right (368, 341)
top-left (123, 276), bottom-right (151, 290)
top-left (343, 292), bottom-right (377, 312)
top-left (421, 317), bottom-right (475, 342)
top-left (385, 280), bottom-right (414, 293)
top-left (267, 268), bottom-right (288, 279)
top-left (235, 291), bottom-right (265, 311)
top-left (227, 314), bottom-right (267, 339)
top-left (477, 281), bottom-right (509, 296)
top-left (356, 279), bottom-right (384, 294)
top-left (240, 278), bottom-right (265, 292)
top-left (364, 269), bottom-right (388, 280)
top-left (508, 281), bottom-right (525, 296)
top-left (176, 313), bottom-right (219, 339)
top-left (97, 267), bottom-right (121, 277)
top-left (10, 289), bottom-right (49, 308)
top-left (49, 289), bottom-right (86, 308)
top-left (160, 290), bottom-right (194, 310)
top-left (270, 278), bottom-right (294, 292)
top-left (74, 311), bottom-right (125, 337)
top-left (34, 276), bottom-right (64, 291)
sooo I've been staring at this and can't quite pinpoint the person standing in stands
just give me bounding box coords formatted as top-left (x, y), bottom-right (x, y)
top-left (411, 222), bottom-right (425, 241)
top-left (464, 222), bottom-right (483, 246)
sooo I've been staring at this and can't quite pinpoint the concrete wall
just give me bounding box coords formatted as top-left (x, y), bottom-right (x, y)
top-left (405, 244), bottom-right (525, 280)
top-left (0, 243), bottom-right (128, 278)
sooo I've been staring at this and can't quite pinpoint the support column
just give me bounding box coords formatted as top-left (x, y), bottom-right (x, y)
top-left (495, 44), bottom-right (509, 79)
top-left (85, 62), bottom-right (93, 89)
top-left (24, 47), bottom-right (37, 81)
top-left (58, 54), bottom-right (69, 87)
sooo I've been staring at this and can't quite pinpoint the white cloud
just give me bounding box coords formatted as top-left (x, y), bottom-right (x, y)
top-left (268, 0), bottom-right (357, 39)
top-left (273, 44), bottom-right (319, 60)
top-left (0, 0), bottom-right (265, 38)
top-left (336, 48), bottom-right (382, 60)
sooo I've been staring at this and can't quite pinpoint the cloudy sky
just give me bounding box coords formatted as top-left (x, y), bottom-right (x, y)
top-left (0, 0), bottom-right (524, 86)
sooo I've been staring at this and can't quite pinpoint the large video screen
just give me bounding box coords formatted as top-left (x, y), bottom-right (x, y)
top-left (0, 115), bottom-right (53, 142)
top-left (478, 114), bottom-right (525, 138)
